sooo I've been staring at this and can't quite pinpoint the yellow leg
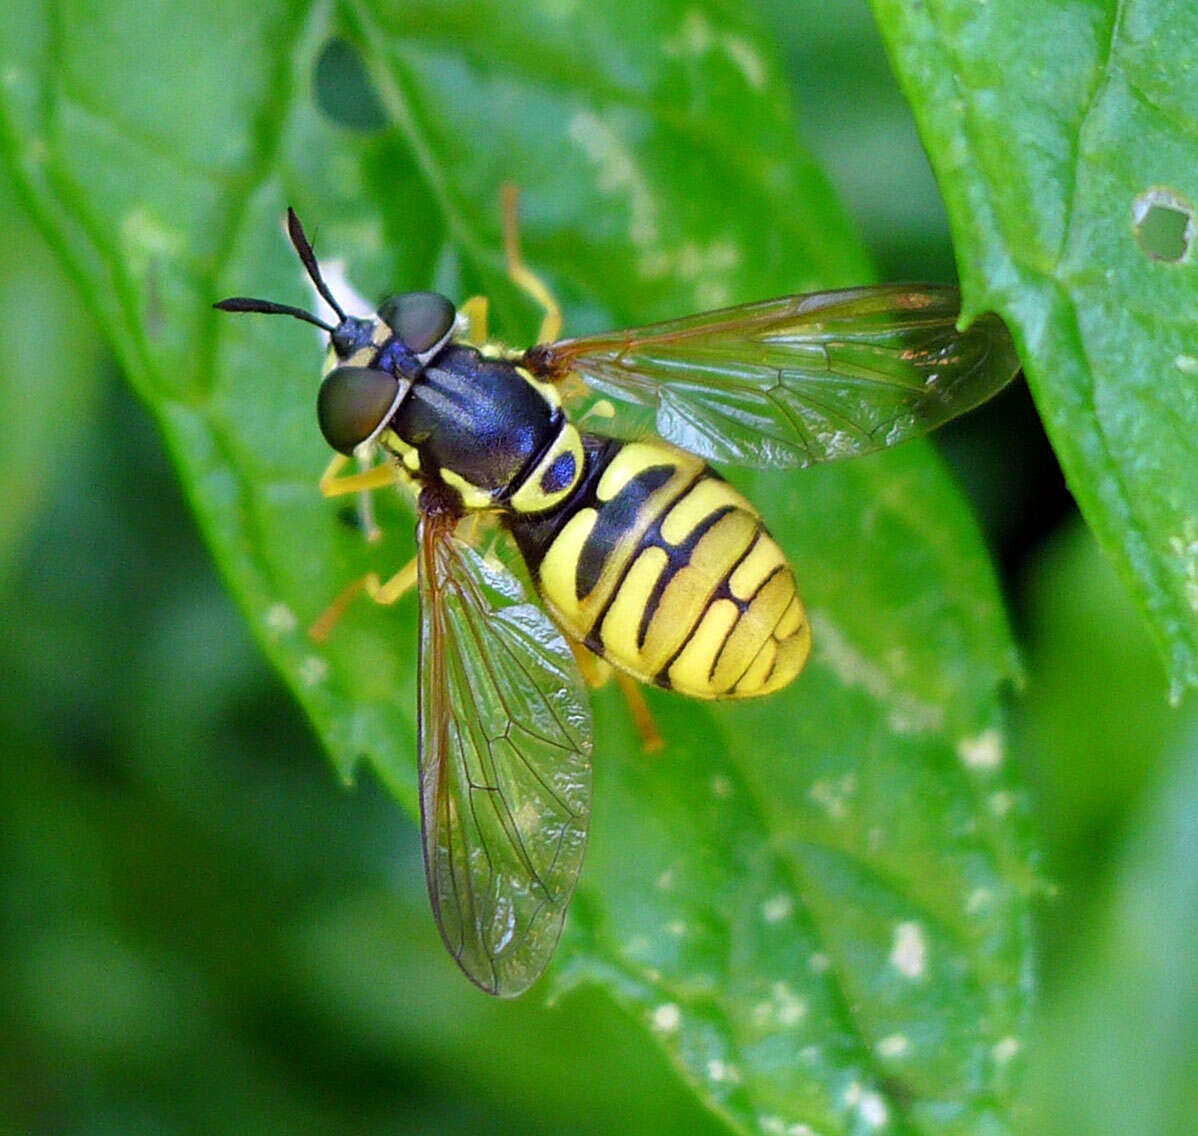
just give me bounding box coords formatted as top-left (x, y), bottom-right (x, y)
top-left (568, 641), bottom-right (665, 753)
top-left (319, 453), bottom-right (398, 499)
top-left (502, 183), bottom-right (563, 344)
top-left (459, 295), bottom-right (489, 345)
top-left (570, 640), bottom-right (613, 689)
top-left (615, 671), bottom-right (665, 754)
top-left (319, 453), bottom-right (398, 543)
top-left (365, 558), bottom-right (419, 605)
top-left (309, 556), bottom-right (418, 643)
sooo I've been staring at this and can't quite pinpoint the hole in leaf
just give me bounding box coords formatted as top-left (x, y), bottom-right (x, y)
top-left (1132, 188), bottom-right (1193, 262)
top-left (314, 38), bottom-right (387, 132)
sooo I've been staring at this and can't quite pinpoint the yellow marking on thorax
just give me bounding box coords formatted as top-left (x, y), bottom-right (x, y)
top-left (380, 428), bottom-right (421, 472)
top-left (518, 365), bottom-right (563, 409)
top-left (478, 344), bottom-right (562, 402)
top-left (508, 422), bottom-right (583, 513)
top-left (439, 467), bottom-right (495, 511)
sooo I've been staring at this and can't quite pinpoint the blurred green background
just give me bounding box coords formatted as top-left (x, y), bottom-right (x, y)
top-left (1, 2), bottom-right (1193, 1134)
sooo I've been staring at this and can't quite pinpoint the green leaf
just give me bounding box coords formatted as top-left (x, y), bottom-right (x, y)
top-left (0, 1), bottom-right (1032, 1131)
top-left (1029, 713), bottom-right (1198, 1136)
top-left (0, 167), bottom-right (105, 584)
top-left (870, 0), bottom-right (1198, 698)
top-left (1015, 521), bottom-right (1174, 903)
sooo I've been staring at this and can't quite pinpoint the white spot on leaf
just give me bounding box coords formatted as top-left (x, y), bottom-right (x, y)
top-left (771, 980), bottom-right (806, 1026)
top-left (966, 888), bottom-right (993, 915)
top-left (859, 1090), bottom-right (889, 1128)
top-left (568, 110), bottom-right (659, 247)
top-left (663, 9), bottom-right (768, 89)
top-left (989, 790), bottom-right (1015, 818)
top-left (298, 655), bottom-right (329, 687)
top-left (844, 1082), bottom-right (887, 1126)
top-left (812, 614), bottom-right (943, 733)
top-left (1168, 523), bottom-right (1198, 614)
top-left (652, 1002), bottom-right (681, 1032)
top-left (993, 1036), bottom-right (1020, 1062)
top-left (265, 603), bottom-right (297, 635)
top-left (808, 773), bottom-right (856, 819)
top-left (638, 238), bottom-right (740, 283)
top-left (710, 773), bottom-right (733, 798)
top-left (706, 1057), bottom-right (740, 1083)
top-left (723, 35), bottom-right (766, 89)
top-left (877, 1033), bottom-right (909, 1058)
top-left (625, 934), bottom-right (650, 956)
top-left (762, 893), bottom-right (794, 923)
top-left (121, 207), bottom-right (183, 277)
top-left (957, 728), bottom-right (1003, 771)
top-left (890, 921), bottom-right (927, 979)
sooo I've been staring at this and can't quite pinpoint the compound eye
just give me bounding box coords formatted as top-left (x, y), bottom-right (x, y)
top-left (378, 291), bottom-right (456, 356)
top-left (317, 366), bottom-right (401, 455)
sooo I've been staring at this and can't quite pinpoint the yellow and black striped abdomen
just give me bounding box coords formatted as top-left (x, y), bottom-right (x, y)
top-left (509, 435), bottom-right (811, 699)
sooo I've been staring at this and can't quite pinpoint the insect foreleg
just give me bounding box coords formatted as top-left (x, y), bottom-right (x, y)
top-left (319, 452), bottom-right (402, 543)
top-left (502, 183), bottom-right (563, 345)
top-left (318, 453), bottom-right (398, 499)
top-left (458, 295), bottom-right (490, 345)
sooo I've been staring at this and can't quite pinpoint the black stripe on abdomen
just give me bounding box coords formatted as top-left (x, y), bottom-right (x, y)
top-left (574, 464), bottom-right (674, 601)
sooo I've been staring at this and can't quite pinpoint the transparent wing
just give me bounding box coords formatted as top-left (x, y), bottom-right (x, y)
top-left (417, 511), bottom-right (593, 996)
top-left (529, 285), bottom-right (1020, 468)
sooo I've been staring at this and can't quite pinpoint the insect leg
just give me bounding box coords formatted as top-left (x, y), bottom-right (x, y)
top-left (614, 671), bottom-right (665, 754)
top-left (568, 642), bottom-right (665, 753)
top-left (319, 453), bottom-right (397, 499)
top-left (458, 295), bottom-right (489, 345)
top-left (501, 183), bottom-right (562, 345)
top-left (365, 557), bottom-right (419, 604)
top-left (319, 453), bottom-right (399, 543)
top-left (569, 640), bottom-right (612, 689)
top-left (308, 557), bottom-right (418, 642)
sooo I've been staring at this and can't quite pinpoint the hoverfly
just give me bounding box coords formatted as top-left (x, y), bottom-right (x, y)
top-left (216, 190), bottom-right (1020, 996)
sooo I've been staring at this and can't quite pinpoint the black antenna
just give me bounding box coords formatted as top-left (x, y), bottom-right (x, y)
top-left (213, 207), bottom-right (351, 334)
top-left (213, 295), bottom-right (335, 332)
top-left (286, 207), bottom-right (347, 323)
